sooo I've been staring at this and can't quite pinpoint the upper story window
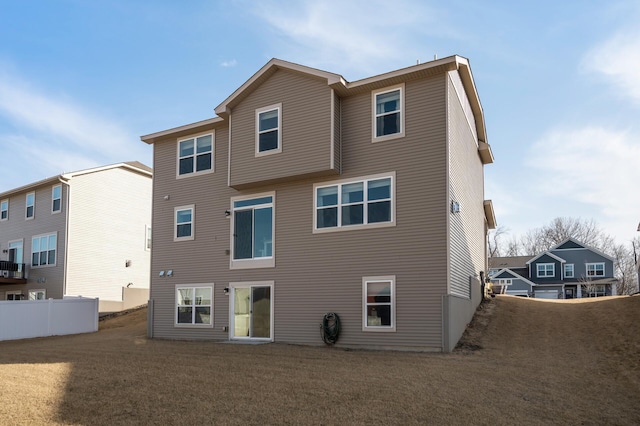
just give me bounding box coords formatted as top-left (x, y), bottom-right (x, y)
top-left (174, 205), bottom-right (194, 241)
top-left (32, 233), bottom-right (57, 267)
top-left (586, 262), bottom-right (605, 277)
top-left (256, 104), bottom-right (282, 156)
top-left (231, 193), bottom-right (274, 269)
top-left (564, 264), bottom-right (574, 278)
top-left (314, 173), bottom-right (395, 233)
top-left (0, 199), bottom-right (7, 221)
top-left (178, 133), bottom-right (213, 177)
top-left (372, 84), bottom-right (405, 142)
top-left (25, 192), bottom-right (35, 219)
top-left (537, 263), bottom-right (555, 278)
top-left (363, 276), bottom-right (396, 332)
top-left (52, 185), bottom-right (62, 213)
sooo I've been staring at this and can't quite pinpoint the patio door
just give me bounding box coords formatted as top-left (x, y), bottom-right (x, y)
top-left (230, 282), bottom-right (273, 341)
top-left (8, 240), bottom-right (24, 278)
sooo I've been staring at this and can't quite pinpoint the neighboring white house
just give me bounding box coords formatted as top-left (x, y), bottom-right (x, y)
top-left (0, 162), bottom-right (152, 312)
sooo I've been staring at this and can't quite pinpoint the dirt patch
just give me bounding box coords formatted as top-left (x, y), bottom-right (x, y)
top-left (1, 295), bottom-right (639, 425)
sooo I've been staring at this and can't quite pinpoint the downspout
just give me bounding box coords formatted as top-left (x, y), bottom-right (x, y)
top-left (58, 177), bottom-right (71, 296)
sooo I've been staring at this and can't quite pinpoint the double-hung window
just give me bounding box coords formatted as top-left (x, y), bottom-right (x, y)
top-left (178, 133), bottom-right (213, 176)
top-left (175, 285), bottom-right (213, 326)
top-left (315, 173), bottom-right (394, 232)
top-left (537, 263), bottom-right (555, 278)
top-left (256, 104), bottom-right (282, 155)
top-left (586, 263), bottom-right (605, 277)
top-left (174, 205), bottom-right (194, 241)
top-left (363, 276), bottom-right (396, 332)
top-left (52, 185), bottom-right (62, 213)
top-left (231, 193), bottom-right (274, 269)
top-left (564, 264), bottom-right (574, 278)
top-left (0, 199), bottom-right (7, 220)
top-left (373, 84), bottom-right (404, 141)
top-left (25, 192), bottom-right (35, 219)
top-left (32, 233), bottom-right (56, 267)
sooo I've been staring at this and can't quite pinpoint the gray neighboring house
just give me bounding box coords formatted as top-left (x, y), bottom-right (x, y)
top-left (489, 238), bottom-right (618, 299)
top-left (0, 162), bottom-right (152, 312)
top-left (141, 55), bottom-right (496, 352)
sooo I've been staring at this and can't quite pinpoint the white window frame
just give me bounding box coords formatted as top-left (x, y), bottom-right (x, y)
top-left (537, 263), bottom-right (555, 278)
top-left (230, 192), bottom-right (275, 270)
top-left (51, 184), bottom-right (62, 214)
top-left (31, 232), bottom-right (57, 268)
top-left (586, 262), bottom-right (605, 277)
top-left (255, 103), bottom-right (282, 156)
top-left (498, 279), bottom-right (512, 285)
top-left (25, 192), bottom-right (35, 220)
top-left (363, 276), bottom-right (396, 332)
top-left (175, 284), bottom-right (214, 327)
top-left (174, 205), bottom-right (195, 241)
top-left (29, 289), bottom-right (46, 300)
top-left (564, 264), bottom-right (574, 279)
top-left (176, 132), bottom-right (214, 178)
top-left (6, 290), bottom-right (23, 301)
top-left (313, 172), bottom-right (396, 234)
top-left (372, 83), bottom-right (405, 142)
top-left (0, 199), bottom-right (8, 221)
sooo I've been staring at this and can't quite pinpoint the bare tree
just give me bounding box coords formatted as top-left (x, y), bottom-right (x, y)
top-left (488, 226), bottom-right (508, 259)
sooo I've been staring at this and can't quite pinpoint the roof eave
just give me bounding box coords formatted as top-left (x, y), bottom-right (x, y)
top-left (140, 117), bottom-right (224, 144)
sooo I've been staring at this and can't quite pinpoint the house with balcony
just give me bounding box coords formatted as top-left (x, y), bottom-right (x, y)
top-left (0, 162), bottom-right (152, 312)
top-left (489, 238), bottom-right (618, 298)
top-left (141, 55), bottom-right (496, 352)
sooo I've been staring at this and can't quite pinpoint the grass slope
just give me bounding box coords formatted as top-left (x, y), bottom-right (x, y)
top-left (0, 295), bottom-right (639, 425)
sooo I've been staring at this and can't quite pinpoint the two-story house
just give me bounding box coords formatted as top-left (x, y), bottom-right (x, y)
top-left (0, 162), bottom-right (152, 312)
top-left (489, 238), bottom-right (618, 298)
top-left (141, 56), bottom-right (496, 352)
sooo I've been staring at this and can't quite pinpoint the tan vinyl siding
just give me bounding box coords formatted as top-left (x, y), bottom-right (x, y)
top-left (229, 69), bottom-right (338, 189)
top-left (0, 184), bottom-right (68, 299)
top-left (447, 76), bottom-right (486, 298)
top-left (448, 70), bottom-right (477, 143)
top-left (333, 91), bottom-right (342, 173)
top-left (149, 73), bottom-right (452, 350)
top-left (65, 168), bottom-right (151, 301)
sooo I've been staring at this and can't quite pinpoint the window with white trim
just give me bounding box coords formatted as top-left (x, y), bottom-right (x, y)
top-left (498, 279), bottom-right (512, 285)
top-left (174, 206), bottom-right (194, 241)
top-left (256, 104), bottom-right (282, 155)
top-left (25, 192), bottom-right (35, 219)
top-left (373, 84), bottom-right (404, 141)
top-left (52, 185), bottom-right (62, 213)
top-left (537, 263), bottom-right (554, 277)
top-left (586, 262), bottom-right (605, 277)
top-left (6, 291), bottom-right (23, 301)
top-left (178, 133), bottom-right (213, 176)
top-left (0, 199), bottom-right (7, 221)
top-left (29, 290), bottom-right (46, 300)
top-left (145, 225), bottom-right (152, 251)
top-left (315, 174), bottom-right (393, 231)
top-left (31, 233), bottom-right (56, 267)
top-left (231, 194), bottom-right (274, 266)
top-left (363, 276), bottom-right (395, 332)
top-left (175, 285), bottom-right (213, 326)
top-left (564, 264), bottom-right (574, 278)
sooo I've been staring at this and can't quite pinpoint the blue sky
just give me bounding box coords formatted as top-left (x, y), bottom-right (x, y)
top-left (1, 0), bottom-right (639, 244)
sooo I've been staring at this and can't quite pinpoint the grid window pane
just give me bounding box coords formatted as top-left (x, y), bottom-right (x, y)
top-left (259, 110), bottom-right (278, 131)
top-left (368, 201), bottom-right (391, 223)
top-left (234, 210), bottom-right (253, 260)
top-left (342, 204), bottom-right (363, 226)
top-left (253, 207), bottom-right (273, 258)
top-left (317, 207), bottom-right (337, 228)
top-left (317, 186), bottom-right (338, 207)
top-left (259, 131), bottom-right (278, 152)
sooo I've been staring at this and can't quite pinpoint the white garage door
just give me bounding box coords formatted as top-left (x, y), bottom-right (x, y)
top-left (535, 290), bottom-right (558, 299)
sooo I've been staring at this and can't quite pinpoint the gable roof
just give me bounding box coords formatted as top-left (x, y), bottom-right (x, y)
top-left (0, 161), bottom-right (152, 198)
top-left (142, 56), bottom-right (489, 152)
top-left (491, 268), bottom-right (537, 287)
top-left (549, 237), bottom-right (615, 262)
top-left (526, 251), bottom-right (566, 265)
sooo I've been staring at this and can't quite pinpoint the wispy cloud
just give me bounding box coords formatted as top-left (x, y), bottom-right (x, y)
top-left (0, 67), bottom-right (150, 191)
top-left (221, 59), bottom-right (237, 68)
top-left (527, 126), bottom-right (640, 240)
top-left (247, 0), bottom-right (459, 77)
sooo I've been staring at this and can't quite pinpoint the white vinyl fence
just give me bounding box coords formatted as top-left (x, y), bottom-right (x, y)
top-left (0, 297), bottom-right (98, 341)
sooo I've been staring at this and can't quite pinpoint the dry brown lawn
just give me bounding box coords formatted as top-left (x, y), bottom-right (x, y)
top-left (1, 295), bottom-right (639, 425)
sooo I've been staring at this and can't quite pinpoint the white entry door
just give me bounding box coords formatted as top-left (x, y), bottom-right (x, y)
top-left (229, 282), bottom-right (273, 341)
